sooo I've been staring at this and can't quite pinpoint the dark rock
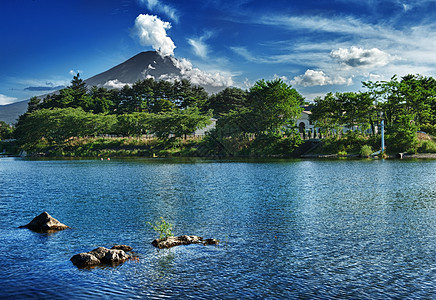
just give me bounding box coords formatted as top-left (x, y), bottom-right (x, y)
top-left (111, 245), bottom-right (133, 251)
top-left (203, 238), bottom-right (219, 245)
top-left (19, 212), bottom-right (69, 232)
top-left (71, 246), bottom-right (132, 268)
top-left (70, 253), bottom-right (101, 267)
top-left (88, 247), bottom-right (110, 260)
top-left (102, 249), bottom-right (130, 264)
top-left (152, 235), bottom-right (219, 249)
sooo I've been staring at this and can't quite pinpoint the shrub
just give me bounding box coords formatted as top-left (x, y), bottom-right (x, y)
top-left (147, 217), bottom-right (173, 239)
top-left (360, 145), bottom-right (373, 157)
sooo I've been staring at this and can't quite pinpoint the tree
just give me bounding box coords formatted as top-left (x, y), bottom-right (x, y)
top-left (149, 107), bottom-right (212, 139)
top-left (310, 92), bottom-right (343, 133)
top-left (0, 121), bottom-right (13, 140)
top-left (116, 113), bottom-right (151, 136)
top-left (206, 87), bottom-right (248, 116)
top-left (247, 79), bottom-right (303, 135)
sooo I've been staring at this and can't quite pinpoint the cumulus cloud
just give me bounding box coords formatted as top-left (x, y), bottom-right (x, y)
top-left (103, 80), bottom-right (132, 89)
top-left (138, 0), bottom-right (179, 22)
top-left (330, 46), bottom-right (396, 68)
top-left (133, 14), bottom-right (176, 57)
top-left (292, 69), bottom-right (352, 87)
top-left (0, 94), bottom-right (18, 105)
top-left (159, 57), bottom-right (233, 88)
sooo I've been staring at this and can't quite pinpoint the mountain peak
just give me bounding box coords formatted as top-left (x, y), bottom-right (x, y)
top-left (85, 51), bottom-right (181, 88)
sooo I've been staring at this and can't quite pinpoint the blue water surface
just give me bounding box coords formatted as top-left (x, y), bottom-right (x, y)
top-left (0, 157), bottom-right (435, 299)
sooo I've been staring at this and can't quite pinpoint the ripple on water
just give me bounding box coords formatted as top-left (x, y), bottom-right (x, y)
top-left (1, 158), bottom-right (436, 298)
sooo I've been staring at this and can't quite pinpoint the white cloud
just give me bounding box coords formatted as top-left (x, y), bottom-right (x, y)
top-left (0, 94), bottom-right (18, 105)
top-left (188, 31), bottom-right (214, 59)
top-left (159, 57), bottom-right (233, 88)
top-left (188, 39), bottom-right (208, 59)
top-left (69, 69), bottom-right (83, 76)
top-left (138, 0), bottom-right (179, 23)
top-left (133, 14), bottom-right (176, 57)
top-left (292, 69), bottom-right (352, 87)
top-left (103, 80), bottom-right (132, 89)
top-left (330, 46), bottom-right (396, 68)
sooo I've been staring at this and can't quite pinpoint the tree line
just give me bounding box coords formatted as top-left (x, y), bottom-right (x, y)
top-left (310, 74), bottom-right (436, 152)
top-left (13, 75), bottom-right (305, 155)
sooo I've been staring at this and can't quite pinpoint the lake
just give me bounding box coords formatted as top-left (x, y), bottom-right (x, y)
top-left (1, 157), bottom-right (435, 299)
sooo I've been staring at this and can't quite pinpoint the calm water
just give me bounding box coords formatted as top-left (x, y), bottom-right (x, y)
top-left (0, 157), bottom-right (435, 299)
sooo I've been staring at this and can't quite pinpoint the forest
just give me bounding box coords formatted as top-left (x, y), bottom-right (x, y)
top-left (8, 75), bottom-right (304, 157)
top-left (2, 73), bottom-right (436, 157)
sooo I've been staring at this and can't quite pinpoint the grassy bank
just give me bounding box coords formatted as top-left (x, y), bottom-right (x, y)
top-left (305, 131), bottom-right (436, 157)
top-left (13, 131), bottom-right (436, 159)
top-left (17, 133), bottom-right (302, 158)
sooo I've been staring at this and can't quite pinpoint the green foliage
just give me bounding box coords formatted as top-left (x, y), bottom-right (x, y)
top-left (149, 107), bottom-right (212, 139)
top-left (386, 113), bottom-right (419, 153)
top-left (247, 79), bottom-right (303, 134)
top-left (360, 145), bottom-right (374, 157)
top-left (0, 121), bottom-right (14, 140)
top-left (417, 139), bottom-right (436, 153)
top-left (147, 217), bottom-right (173, 239)
top-left (206, 87), bottom-right (248, 116)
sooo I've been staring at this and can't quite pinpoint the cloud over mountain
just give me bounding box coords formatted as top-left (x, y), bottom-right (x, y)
top-left (133, 14), bottom-right (176, 57)
top-left (85, 51), bottom-right (233, 94)
top-left (0, 94), bottom-right (17, 105)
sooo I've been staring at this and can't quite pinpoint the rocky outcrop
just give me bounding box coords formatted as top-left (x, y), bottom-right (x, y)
top-left (19, 212), bottom-right (70, 232)
top-left (152, 235), bottom-right (219, 249)
top-left (70, 245), bottom-right (133, 268)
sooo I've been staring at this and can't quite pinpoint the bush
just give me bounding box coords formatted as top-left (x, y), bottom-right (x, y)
top-left (148, 217), bottom-right (173, 239)
top-left (417, 140), bottom-right (436, 153)
top-left (360, 145), bottom-right (373, 157)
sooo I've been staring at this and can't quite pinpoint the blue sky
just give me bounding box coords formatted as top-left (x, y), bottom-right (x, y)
top-left (1, 0), bottom-right (436, 105)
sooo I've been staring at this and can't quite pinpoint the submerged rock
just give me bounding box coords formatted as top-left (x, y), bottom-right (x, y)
top-left (152, 235), bottom-right (219, 249)
top-left (70, 245), bottom-right (133, 268)
top-left (19, 212), bottom-right (70, 232)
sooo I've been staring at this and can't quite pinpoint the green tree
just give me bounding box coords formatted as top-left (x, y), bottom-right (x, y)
top-left (247, 79), bottom-right (303, 135)
top-left (149, 107), bottom-right (212, 139)
top-left (0, 121), bottom-right (14, 140)
top-left (206, 87), bottom-right (248, 116)
top-left (116, 112), bottom-right (151, 136)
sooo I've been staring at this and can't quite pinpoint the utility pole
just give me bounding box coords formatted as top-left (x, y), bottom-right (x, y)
top-left (381, 118), bottom-right (385, 153)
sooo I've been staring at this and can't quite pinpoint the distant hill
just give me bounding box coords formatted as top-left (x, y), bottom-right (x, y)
top-left (0, 51), bottom-right (228, 124)
top-left (0, 100), bottom-right (29, 124)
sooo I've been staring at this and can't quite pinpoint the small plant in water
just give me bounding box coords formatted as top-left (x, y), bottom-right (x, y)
top-left (147, 217), bottom-right (173, 239)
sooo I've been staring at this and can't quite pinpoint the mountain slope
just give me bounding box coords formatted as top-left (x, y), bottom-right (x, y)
top-left (0, 100), bottom-right (29, 124)
top-left (85, 51), bottom-right (182, 87)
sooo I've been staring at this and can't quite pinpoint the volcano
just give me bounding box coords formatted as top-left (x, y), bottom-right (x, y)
top-left (85, 51), bottom-right (229, 94)
top-left (85, 51), bottom-right (183, 88)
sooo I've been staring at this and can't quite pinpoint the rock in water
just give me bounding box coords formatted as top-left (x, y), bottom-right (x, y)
top-left (19, 212), bottom-right (69, 232)
top-left (70, 246), bottom-right (133, 268)
top-left (111, 245), bottom-right (133, 251)
top-left (88, 247), bottom-right (110, 260)
top-left (70, 253), bottom-right (101, 267)
top-left (102, 249), bottom-right (130, 264)
top-left (152, 235), bottom-right (219, 249)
